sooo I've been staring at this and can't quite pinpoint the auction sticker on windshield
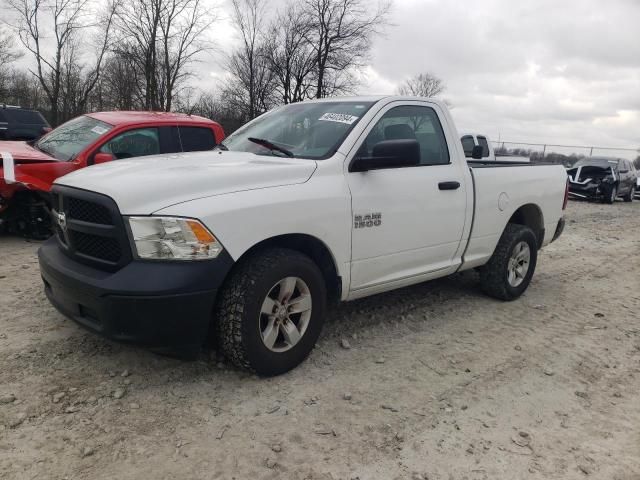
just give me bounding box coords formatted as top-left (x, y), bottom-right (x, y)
top-left (91, 125), bottom-right (109, 135)
top-left (318, 113), bottom-right (359, 125)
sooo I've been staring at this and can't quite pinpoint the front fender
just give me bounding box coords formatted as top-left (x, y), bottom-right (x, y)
top-left (153, 177), bottom-right (353, 297)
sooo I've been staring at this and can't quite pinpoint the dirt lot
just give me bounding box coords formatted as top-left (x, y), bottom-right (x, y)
top-left (1, 200), bottom-right (639, 480)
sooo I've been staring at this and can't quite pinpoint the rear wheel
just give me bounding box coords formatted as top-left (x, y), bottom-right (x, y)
top-left (623, 185), bottom-right (634, 202)
top-left (216, 248), bottom-right (326, 376)
top-left (604, 184), bottom-right (618, 204)
top-left (479, 224), bottom-right (538, 301)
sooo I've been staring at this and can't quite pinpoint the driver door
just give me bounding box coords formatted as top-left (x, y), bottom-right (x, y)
top-left (347, 102), bottom-right (469, 295)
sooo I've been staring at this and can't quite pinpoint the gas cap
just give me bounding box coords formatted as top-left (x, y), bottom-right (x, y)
top-left (498, 192), bottom-right (510, 211)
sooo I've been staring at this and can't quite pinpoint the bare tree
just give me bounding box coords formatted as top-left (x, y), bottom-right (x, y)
top-left (0, 28), bottom-right (24, 100)
top-left (226, 0), bottom-right (276, 120)
top-left (184, 90), bottom-right (246, 133)
top-left (397, 72), bottom-right (445, 98)
top-left (0, 69), bottom-right (44, 108)
top-left (303, 0), bottom-right (390, 98)
top-left (93, 54), bottom-right (142, 110)
top-left (264, 4), bottom-right (316, 104)
top-left (158, 0), bottom-right (213, 110)
top-left (5, 0), bottom-right (118, 125)
top-left (115, 0), bottom-right (215, 111)
top-left (0, 28), bottom-right (23, 71)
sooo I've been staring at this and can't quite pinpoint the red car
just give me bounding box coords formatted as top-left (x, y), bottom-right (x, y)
top-left (0, 111), bottom-right (225, 237)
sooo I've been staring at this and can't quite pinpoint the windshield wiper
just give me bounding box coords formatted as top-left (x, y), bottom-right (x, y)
top-left (248, 137), bottom-right (294, 158)
top-left (215, 143), bottom-right (229, 151)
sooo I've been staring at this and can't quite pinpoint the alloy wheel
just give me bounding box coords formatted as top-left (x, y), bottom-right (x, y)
top-left (507, 241), bottom-right (531, 287)
top-left (259, 277), bottom-right (312, 352)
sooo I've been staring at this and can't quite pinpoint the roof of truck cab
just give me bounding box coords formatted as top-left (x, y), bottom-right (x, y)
top-left (302, 95), bottom-right (447, 106)
top-left (85, 111), bottom-right (219, 126)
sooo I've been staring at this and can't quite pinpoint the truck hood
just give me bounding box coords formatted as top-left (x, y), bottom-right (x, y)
top-left (0, 141), bottom-right (56, 162)
top-left (55, 151), bottom-right (318, 213)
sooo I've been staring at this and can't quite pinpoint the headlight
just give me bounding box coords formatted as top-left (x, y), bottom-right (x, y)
top-left (127, 216), bottom-right (223, 260)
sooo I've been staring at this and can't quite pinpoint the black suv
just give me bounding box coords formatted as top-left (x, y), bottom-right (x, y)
top-left (567, 157), bottom-right (637, 204)
top-left (0, 105), bottom-right (51, 141)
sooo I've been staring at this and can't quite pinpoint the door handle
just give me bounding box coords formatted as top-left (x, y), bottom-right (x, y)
top-left (438, 181), bottom-right (460, 190)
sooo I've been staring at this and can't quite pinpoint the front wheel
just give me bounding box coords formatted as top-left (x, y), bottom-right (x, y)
top-left (479, 224), bottom-right (538, 301)
top-left (623, 185), bottom-right (635, 202)
top-left (216, 248), bottom-right (327, 376)
top-left (604, 184), bottom-right (618, 204)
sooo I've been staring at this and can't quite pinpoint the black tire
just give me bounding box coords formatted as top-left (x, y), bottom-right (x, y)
top-left (479, 224), bottom-right (538, 301)
top-left (604, 184), bottom-right (618, 204)
top-left (215, 248), bottom-right (327, 376)
top-left (623, 185), bottom-right (634, 202)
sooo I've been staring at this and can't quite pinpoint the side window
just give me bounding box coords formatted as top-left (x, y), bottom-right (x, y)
top-left (477, 136), bottom-right (490, 157)
top-left (358, 105), bottom-right (450, 166)
top-left (179, 126), bottom-right (216, 152)
top-left (100, 128), bottom-right (160, 159)
top-left (159, 126), bottom-right (182, 154)
top-left (461, 135), bottom-right (475, 157)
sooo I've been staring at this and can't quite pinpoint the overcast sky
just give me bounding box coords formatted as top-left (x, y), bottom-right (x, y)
top-left (205, 0), bottom-right (639, 157)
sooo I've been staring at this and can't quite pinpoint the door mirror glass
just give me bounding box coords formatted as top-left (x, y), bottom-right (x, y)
top-left (471, 145), bottom-right (484, 159)
top-left (350, 139), bottom-right (421, 172)
top-left (93, 152), bottom-right (115, 164)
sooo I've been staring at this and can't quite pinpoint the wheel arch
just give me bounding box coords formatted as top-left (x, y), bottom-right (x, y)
top-left (507, 203), bottom-right (545, 249)
top-left (234, 233), bottom-right (342, 305)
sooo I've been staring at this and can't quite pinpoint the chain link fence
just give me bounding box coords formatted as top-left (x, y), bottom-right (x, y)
top-left (492, 141), bottom-right (640, 167)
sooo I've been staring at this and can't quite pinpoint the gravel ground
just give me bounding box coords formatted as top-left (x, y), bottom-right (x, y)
top-left (1, 200), bottom-right (639, 480)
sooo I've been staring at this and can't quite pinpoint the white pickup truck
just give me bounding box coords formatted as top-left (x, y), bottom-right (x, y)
top-left (39, 96), bottom-right (568, 375)
top-left (461, 132), bottom-right (530, 163)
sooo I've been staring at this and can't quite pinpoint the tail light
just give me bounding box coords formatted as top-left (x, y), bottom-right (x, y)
top-left (562, 179), bottom-right (569, 210)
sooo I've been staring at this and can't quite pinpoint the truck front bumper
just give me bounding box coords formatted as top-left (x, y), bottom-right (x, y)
top-left (38, 238), bottom-right (234, 358)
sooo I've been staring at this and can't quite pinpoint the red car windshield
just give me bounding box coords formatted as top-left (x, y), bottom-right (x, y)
top-left (35, 115), bottom-right (113, 161)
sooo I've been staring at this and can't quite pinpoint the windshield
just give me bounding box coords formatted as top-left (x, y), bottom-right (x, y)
top-left (573, 158), bottom-right (619, 169)
top-left (220, 101), bottom-right (375, 159)
top-left (36, 115), bottom-right (113, 161)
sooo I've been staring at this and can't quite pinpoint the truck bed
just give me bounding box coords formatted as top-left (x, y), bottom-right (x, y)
top-left (461, 162), bottom-right (567, 270)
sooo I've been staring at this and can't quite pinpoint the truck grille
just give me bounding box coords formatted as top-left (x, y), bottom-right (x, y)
top-left (50, 186), bottom-right (131, 271)
top-left (68, 197), bottom-right (113, 225)
top-left (70, 231), bottom-right (123, 263)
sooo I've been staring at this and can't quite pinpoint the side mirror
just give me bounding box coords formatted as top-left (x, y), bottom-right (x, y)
top-left (471, 145), bottom-right (484, 159)
top-left (350, 139), bottom-right (420, 172)
top-left (93, 152), bottom-right (115, 165)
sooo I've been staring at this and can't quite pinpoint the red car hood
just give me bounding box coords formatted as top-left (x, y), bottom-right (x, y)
top-left (0, 141), bottom-right (56, 163)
